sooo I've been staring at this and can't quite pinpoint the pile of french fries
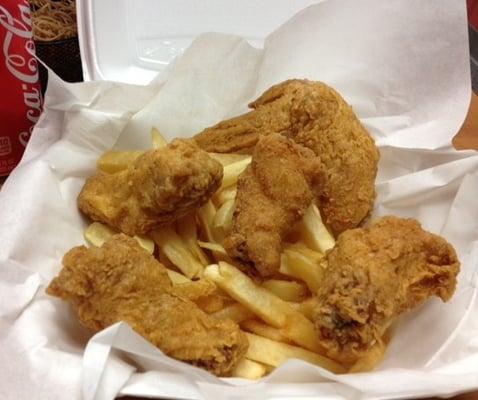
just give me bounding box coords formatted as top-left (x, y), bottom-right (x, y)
top-left (84, 128), bottom-right (384, 379)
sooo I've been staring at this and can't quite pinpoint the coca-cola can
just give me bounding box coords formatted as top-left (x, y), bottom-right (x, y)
top-left (0, 0), bottom-right (42, 178)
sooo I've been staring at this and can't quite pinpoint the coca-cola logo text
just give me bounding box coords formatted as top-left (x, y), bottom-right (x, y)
top-left (0, 1), bottom-right (42, 148)
top-left (0, 136), bottom-right (12, 157)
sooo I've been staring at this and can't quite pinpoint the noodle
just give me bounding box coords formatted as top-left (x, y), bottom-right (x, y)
top-left (29, 0), bottom-right (77, 42)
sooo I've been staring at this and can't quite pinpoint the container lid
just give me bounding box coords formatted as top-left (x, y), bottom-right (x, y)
top-left (77, 0), bottom-right (319, 85)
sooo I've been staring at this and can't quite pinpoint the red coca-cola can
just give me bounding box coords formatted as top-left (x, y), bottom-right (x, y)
top-left (0, 0), bottom-right (42, 178)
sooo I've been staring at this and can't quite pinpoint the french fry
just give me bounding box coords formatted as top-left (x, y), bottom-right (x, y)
top-left (280, 311), bottom-right (326, 354)
top-left (279, 247), bottom-right (325, 292)
top-left (205, 263), bottom-right (287, 326)
top-left (197, 241), bottom-right (232, 264)
top-left (197, 200), bottom-right (216, 241)
top-left (204, 262), bottom-right (323, 352)
top-left (96, 150), bottom-right (142, 173)
top-left (278, 255), bottom-right (294, 275)
top-left (84, 222), bottom-right (116, 247)
top-left (262, 279), bottom-right (307, 302)
top-left (166, 269), bottom-right (191, 285)
top-left (84, 222), bottom-right (154, 254)
top-left (159, 251), bottom-right (178, 271)
top-left (208, 153), bottom-right (251, 167)
top-left (197, 241), bottom-right (228, 255)
top-left (151, 127), bottom-right (168, 149)
top-left (297, 297), bottom-right (317, 321)
top-left (245, 333), bottom-right (345, 374)
top-left (284, 242), bottom-right (324, 263)
top-left (96, 127), bottom-right (167, 173)
top-left (299, 204), bottom-right (335, 253)
top-left (240, 319), bottom-right (291, 344)
top-left (176, 214), bottom-right (210, 266)
top-left (349, 339), bottom-right (386, 373)
top-left (220, 157), bottom-right (251, 190)
top-left (134, 235), bottom-right (155, 254)
top-left (197, 200), bottom-right (224, 243)
top-left (211, 303), bottom-right (255, 323)
top-left (150, 226), bottom-right (203, 279)
top-left (213, 199), bottom-right (235, 232)
top-left (196, 199), bottom-right (229, 260)
top-left (232, 358), bottom-right (267, 380)
top-left (214, 186), bottom-right (237, 205)
top-left (262, 364), bottom-right (275, 374)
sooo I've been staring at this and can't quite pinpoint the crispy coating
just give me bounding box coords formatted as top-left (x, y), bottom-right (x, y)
top-left (312, 216), bottom-right (460, 364)
top-left (224, 134), bottom-right (323, 277)
top-left (172, 279), bottom-right (234, 313)
top-left (194, 79), bottom-right (379, 234)
top-left (78, 139), bottom-right (223, 236)
top-left (46, 235), bottom-right (248, 376)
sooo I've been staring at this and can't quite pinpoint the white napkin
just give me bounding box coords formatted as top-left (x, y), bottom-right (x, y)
top-left (1, 0), bottom-right (477, 399)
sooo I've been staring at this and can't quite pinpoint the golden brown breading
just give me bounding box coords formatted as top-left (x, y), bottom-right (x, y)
top-left (46, 235), bottom-right (248, 376)
top-left (224, 134), bottom-right (323, 277)
top-left (78, 139), bottom-right (223, 236)
top-left (194, 79), bottom-right (379, 235)
top-left (172, 279), bottom-right (234, 313)
top-left (312, 216), bottom-right (460, 364)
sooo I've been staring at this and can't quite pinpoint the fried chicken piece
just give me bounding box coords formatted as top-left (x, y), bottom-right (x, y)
top-left (78, 139), bottom-right (223, 236)
top-left (312, 216), bottom-right (460, 364)
top-left (194, 79), bottom-right (379, 234)
top-left (46, 234), bottom-right (248, 376)
top-left (224, 134), bottom-right (323, 277)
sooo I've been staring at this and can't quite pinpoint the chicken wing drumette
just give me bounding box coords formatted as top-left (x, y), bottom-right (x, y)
top-left (223, 133), bottom-right (323, 277)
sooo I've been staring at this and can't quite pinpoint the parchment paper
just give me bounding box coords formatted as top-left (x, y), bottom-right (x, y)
top-left (1, 0), bottom-right (478, 399)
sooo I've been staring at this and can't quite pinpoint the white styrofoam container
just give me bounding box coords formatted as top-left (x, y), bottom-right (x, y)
top-left (77, 0), bottom-right (320, 85)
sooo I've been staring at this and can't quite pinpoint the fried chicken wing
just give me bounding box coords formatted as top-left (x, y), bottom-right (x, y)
top-left (46, 234), bottom-right (248, 376)
top-left (224, 134), bottom-right (323, 277)
top-left (194, 79), bottom-right (379, 235)
top-left (312, 216), bottom-right (460, 364)
top-left (78, 139), bottom-right (223, 236)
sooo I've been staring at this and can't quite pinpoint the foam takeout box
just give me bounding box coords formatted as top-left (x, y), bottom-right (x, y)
top-left (1, 0), bottom-right (478, 399)
top-left (77, 0), bottom-right (319, 84)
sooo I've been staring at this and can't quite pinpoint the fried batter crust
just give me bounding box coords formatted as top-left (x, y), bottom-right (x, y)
top-left (47, 235), bottom-right (248, 376)
top-left (194, 79), bottom-right (379, 234)
top-left (78, 139), bottom-right (223, 235)
top-left (224, 134), bottom-right (323, 277)
top-left (312, 216), bottom-right (460, 364)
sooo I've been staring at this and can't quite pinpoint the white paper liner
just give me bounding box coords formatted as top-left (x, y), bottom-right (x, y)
top-left (1, 0), bottom-right (477, 399)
